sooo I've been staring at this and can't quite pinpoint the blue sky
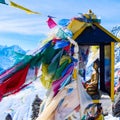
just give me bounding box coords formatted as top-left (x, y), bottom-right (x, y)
top-left (0, 0), bottom-right (120, 50)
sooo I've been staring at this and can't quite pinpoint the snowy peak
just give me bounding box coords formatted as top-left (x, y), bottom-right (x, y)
top-left (0, 45), bottom-right (26, 73)
top-left (0, 45), bottom-right (26, 57)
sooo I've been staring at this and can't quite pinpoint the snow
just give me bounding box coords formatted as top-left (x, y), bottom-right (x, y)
top-left (105, 114), bottom-right (119, 120)
top-left (0, 80), bottom-right (46, 120)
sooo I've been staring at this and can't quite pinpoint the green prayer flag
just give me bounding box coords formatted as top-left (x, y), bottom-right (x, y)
top-left (30, 53), bottom-right (42, 68)
top-left (41, 44), bottom-right (60, 64)
top-left (53, 60), bottom-right (69, 80)
top-left (48, 50), bottom-right (63, 75)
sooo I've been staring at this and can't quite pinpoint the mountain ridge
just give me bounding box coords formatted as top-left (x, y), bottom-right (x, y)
top-left (0, 45), bottom-right (26, 73)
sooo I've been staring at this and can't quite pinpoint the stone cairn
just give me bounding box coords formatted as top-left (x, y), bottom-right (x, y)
top-left (31, 95), bottom-right (42, 120)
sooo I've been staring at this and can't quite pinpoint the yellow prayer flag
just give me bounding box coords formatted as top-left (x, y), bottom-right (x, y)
top-left (9, 0), bottom-right (40, 14)
top-left (72, 68), bottom-right (77, 80)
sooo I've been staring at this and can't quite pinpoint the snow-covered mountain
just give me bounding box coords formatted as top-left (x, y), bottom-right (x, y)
top-left (0, 45), bottom-right (26, 73)
top-left (0, 45), bottom-right (26, 56)
top-left (0, 45), bottom-right (46, 120)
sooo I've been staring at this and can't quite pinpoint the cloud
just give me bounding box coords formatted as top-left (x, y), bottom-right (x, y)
top-left (0, 16), bottom-right (50, 35)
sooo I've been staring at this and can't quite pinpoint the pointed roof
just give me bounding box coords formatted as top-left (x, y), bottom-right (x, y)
top-left (67, 10), bottom-right (120, 44)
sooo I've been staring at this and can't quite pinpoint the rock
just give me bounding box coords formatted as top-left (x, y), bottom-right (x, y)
top-left (31, 95), bottom-right (42, 120)
top-left (113, 92), bottom-right (120, 117)
top-left (5, 114), bottom-right (12, 120)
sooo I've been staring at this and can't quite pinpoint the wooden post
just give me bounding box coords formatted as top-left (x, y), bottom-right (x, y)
top-left (111, 42), bottom-right (114, 101)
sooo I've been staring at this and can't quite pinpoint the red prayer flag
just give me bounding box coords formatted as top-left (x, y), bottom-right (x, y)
top-left (0, 64), bottom-right (29, 100)
top-left (46, 17), bottom-right (57, 29)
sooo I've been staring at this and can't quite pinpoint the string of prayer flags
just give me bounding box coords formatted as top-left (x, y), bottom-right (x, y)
top-left (9, 0), bottom-right (40, 14)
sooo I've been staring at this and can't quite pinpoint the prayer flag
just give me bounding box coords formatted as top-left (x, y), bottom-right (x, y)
top-left (46, 17), bottom-right (57, 29)
top-left (0, 64), bottom-right (29, 100)
top-left (54, 40), bottom-right (70, 49)
top-left (9, 1), bottom-right (40, 14)
top-left (58, 19), bottom-right (70, 27)
top-left (0, 0), bottom-right (8, 5)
